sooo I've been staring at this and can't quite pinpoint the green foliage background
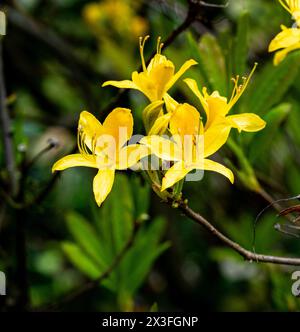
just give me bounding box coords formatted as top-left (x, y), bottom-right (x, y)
top-left (1, 0), bottom-right (300, 311)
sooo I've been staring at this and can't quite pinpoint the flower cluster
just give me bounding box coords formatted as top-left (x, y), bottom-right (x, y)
top-left (52, 36), bottom-right (266, 206)
top-left (269, 0), bottom-right (300, 65)
top-left (83, 0), bottom-right (147, 41)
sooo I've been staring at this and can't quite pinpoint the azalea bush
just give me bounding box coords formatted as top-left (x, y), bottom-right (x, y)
top-left (1, 0), bottom-right (300, 312)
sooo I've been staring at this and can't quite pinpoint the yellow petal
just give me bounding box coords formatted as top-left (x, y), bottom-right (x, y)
top-left (164, 93), bottom-right (179, 113)
top-left (170, 103), bottom-right (201, 137)
top-left (148, 113), bottom-right (171, 135)
top-left (161, 161), bottom-right (192, 191)
top-left (79, 111), bottom-right (103, 150)
top-left (93, 169), bottom-right (115, 207)
top-left (205, 91), bottom-right (228, 126)
top-left (102, 79), bottom-right (139, 89)
top-left (142, 100), bottom-right (164, 133)
top-left (117, 144), bottom-right (150, 169)
top-left (184, 78), bottom-right (209, 116)
top-left (148, 60), bottom-right (175, 100)
top-left (146, 54), bottom-right (169, 72)
top-left (203, 124), bottom-right (231, 157)
top-left (268, 28), bottom-right (300, 52)
top-left (52, 154), bottom-right (97, 172)
top-left (200, 159), bottom-right (234, 184)
top-left (273, 42), bottom-right (300, 65)
top-left (165, 59), bottom-right (198, 91)
top-left (140, 135), bottom-right (182, 161)
top-left (226, 114), bottom-right (266, 132)
top-left (132, 71), bottom-right (157, 101)
top-left (103, 107), bottom-right (133, 147)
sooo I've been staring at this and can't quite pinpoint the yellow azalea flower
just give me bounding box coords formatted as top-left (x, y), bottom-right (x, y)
top-left (278, 0), bottom-right (300, 26)
top-left (83, 0), bottom-right (147, 39)
top-left (269, 25), bottom-right (300, 65)
top-left (102, 36), bottom-right (197, 102)
top-left (52, 108), bottom-right (149, 206)
top-left (140, 103), bottom-right (235, 191)
top-left (184, 64), bottom-right (266, 143)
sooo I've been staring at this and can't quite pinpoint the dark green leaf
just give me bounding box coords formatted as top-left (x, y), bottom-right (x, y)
top-left (249, 103), bottom-right (291, 162)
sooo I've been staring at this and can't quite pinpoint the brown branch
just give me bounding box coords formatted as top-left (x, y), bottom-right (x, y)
top-left (174, 199), bottom-right (300, 266)
top-left (0, 39), bottom-right (17, 196)
top-left (37, 223), bottom-right (139, 311)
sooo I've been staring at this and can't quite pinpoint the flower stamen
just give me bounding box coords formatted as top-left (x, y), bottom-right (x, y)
top-left (139, 35), bottom-right (150, 72)
top-left (156, 36), bottom-right (164, 54)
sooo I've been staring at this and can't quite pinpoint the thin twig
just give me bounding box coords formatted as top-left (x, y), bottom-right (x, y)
top-left (25, 138), bottom-right (59, 171)
top-left (0, 39), bottom-right (17, 196)
top-left (190, 0), bottom-right (229, 8)
top-left (174, 199), bottom-right (300, 266)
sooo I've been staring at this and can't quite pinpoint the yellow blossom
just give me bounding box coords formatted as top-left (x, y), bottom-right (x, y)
top-left (268, 1), bottom-right (300, 65)
top-left (269, 25), bottom-right (300, 65)
top-left (140, 65), bottom-right (266, 191)
top-left (184, 64), bottom-right (266, 140)
top-left (140, 103), bottom-right (235, 191)
top-left (102, 36), bottom-right (197, 102)
top-left (52, 108), bottom-right (149, 206)
top-left (83, 0), bottom-right (148, 39)
top-left (278, 0), bottom-right (300, 26)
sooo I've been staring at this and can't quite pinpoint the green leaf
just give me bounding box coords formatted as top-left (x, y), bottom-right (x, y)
top-left (150, 302), bottom-right (158, 312)
top-left (186, 32), bottom-right (206, 87)
top-left (61, 242), bottom-right (102, 279)
top-left (97, 174), bottom-right (135, 254)
top-left (233, 11), bottom-right (249, 76)
top-left (126, 242), bottom-right (169, 295)
top-left (130, 176), bottom-right (150, 220)
top-left (63, 178), bottom-right (166, 298)
top-left (197, 33), bottom-right (227, 95)
top-left (287, 100), bottom-right (300, 145)
top-left (66, 212), bottom-right (107, 268)
top-left (249, 103), bottom-right (291, 162)
top-left (95, 174), bottom-right (135, 290)
top-left (142, 101), bottom-right (164, 133)
top-left (241, 51), bottom-right (300, 116)
top-left (120, 217), bottom-right (169, 295)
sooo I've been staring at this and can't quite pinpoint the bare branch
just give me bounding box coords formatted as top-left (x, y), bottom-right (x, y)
top-left (174, 199), bottom-right (300, 266)
top-left (190, 0), bottom-right (229, 8)
top-left (0, 39), bottom-right (17, 196)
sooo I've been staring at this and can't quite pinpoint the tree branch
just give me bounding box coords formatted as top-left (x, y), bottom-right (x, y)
top-left (0, 39), bottom-right (17, 196)
top-left (174, 199), bottom-right (300, 266)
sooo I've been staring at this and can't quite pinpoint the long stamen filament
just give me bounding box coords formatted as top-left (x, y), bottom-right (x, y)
top-left (139, 35), bottom-right (150, 72)
top-left (279, 0), bottom-right (293, 13)
top-left (229, 75), bottom-right (239, 104)
top-left (156, 36), bottom-right (164, 54)
top-left (228, 63), bottom-right (257, 108)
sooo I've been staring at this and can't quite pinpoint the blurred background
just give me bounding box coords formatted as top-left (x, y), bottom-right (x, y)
top-left (1, 0), bottom-right (300, 312)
